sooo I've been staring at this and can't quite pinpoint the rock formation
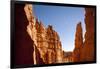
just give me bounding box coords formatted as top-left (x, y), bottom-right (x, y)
top-left (24, 4), bottom-right (45, 65)
top-left (14, 3), bottom-right (63, 65)
top-left (46, 25), bottom-right (63, 63)
top-left (73, 22), bottom-right (83, 62)
top-left (13, 3), bottom-right (95, 67)
top-left (80, 8), bottom-right (95, 61)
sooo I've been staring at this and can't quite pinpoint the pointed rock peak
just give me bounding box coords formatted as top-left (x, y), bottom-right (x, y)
top-left (75, 21), bottom-right (83, 48)
top-left (76, 22), bottom-right (82, 33)
top-left (77, 22), bottom-right (82, 28)
top-left (40, 21), bottom-right (44, 26)
top-left (48, 25), bottom-right (53, 30)
top-left (36, 18), bottom-right (39, 23)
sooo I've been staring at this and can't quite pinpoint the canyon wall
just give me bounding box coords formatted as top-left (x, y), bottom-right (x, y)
top-left (80, 8), bottom-right (95, 61)
top-left (24, 4), bottom-right (63, 64)
top-left (14, 3), bottom-right (95, 66)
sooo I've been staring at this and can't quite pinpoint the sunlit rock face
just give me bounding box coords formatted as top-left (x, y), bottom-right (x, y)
top-left (24, 4), bottom-right (63, 64)
top-left (14, 4), bottom-right (96, 66)
top-left (24, 4), bottom-right (37, 46)
top-left (73, 22), bottom-right (83, 62)
top-left (46, 25), bottom-right (63, 63)
top-left (35, 20), bottom-right (48, 64)
top-left (80, 8), bottom-right (95, 61)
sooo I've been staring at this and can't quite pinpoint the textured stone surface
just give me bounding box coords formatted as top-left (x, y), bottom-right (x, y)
top-left (24, 4), bottom-right (45, 64)
top-left (80, 8), bottom-right (95, 61)
top-left (73, 22), bottom-right (83, 62)
top-left (24, 4), bottom-right (63, 64)
top-left (14, 4), bottom-right (95, 66)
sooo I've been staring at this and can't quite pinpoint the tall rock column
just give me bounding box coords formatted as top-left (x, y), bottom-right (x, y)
top-left (81, 8), bottom-right (95, 61)
top-left (46, 25), bottom-right (63, 64)
top-left (73, 22), bottom-right (83, 62)
top-left (46, 25), bottom-right (56, 64)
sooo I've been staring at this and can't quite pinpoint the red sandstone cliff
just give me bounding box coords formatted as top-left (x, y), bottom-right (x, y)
top-left (80, 8), bottom-right (95, 61)
top-left (13, 4), bottom-right (95, 66)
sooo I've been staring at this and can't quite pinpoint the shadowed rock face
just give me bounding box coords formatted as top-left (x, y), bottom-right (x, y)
top-left (80, 8), bottom-right (95, 61)
top-left (14, 4), bottom-right (34, 66)
top-left (14, 4), bottom-right (44, 67)
top-left (73, 22), bottom-right (83, 62)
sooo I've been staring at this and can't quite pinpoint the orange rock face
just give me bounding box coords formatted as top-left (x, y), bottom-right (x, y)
top-left (24, 4), bottom-right (63, 64)
top-left (14, 4), bottom-right (95, 66)
top-left (73, 8), bottom-right (95, 62)
top-left (73, 22), bottom-right (83, 62)
top-left (46, 25), bottom-right (63, 63)
top-left (80, 8), bottom-right (95, 61)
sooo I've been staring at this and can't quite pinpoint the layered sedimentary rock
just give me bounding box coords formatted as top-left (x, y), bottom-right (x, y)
top-left (46, 25), bottom-right (63, 63)
top-left (24, 4), bottom-right (63, 64)
top-left (24, 4), bottom-right (45, 65)
top-left (35, 20), bottom-right (48, 64)
top-left (73, 22), bottom-right (83, 62)
top-left (14, 4), bottom-right (95, 66)
top-left (80, 8), bottom-right (95, 61)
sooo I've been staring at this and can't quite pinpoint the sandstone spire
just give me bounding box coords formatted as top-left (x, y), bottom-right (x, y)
top-left (73, 22), bottom-right (83, 62)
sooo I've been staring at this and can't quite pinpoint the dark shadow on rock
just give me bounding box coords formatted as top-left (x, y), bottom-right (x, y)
top-left (13, 3), bottom-right (45, 68)
top-left (14, 3), bottom-right (34, 67)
